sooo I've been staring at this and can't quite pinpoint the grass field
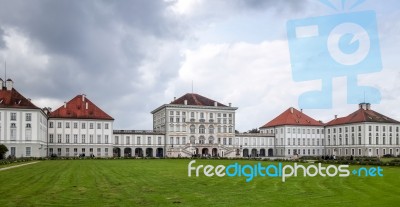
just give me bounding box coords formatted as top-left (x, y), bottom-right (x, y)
top-left (0, 159), bottom-right (399, 207)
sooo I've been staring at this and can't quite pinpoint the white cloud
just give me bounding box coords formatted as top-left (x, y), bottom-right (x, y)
top-left (166, 40), bottom-right (325, 131)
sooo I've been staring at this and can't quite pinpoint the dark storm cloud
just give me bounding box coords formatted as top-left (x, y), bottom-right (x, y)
top-left (0, 27), bottom-right (5, 49)
top-left (0, 0), bottom-right (185, 128)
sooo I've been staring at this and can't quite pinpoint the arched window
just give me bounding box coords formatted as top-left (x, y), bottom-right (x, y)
top-left (209, 125), bottom-right (214, 134)
top-left (199, 125), bottom-right (205, 134)
top-left (199, 136), bottom-right (205, 144)
top-left (190, 136), bottom-right (195, 144)
top-left (209, 136), bottom-right (214, 144)
top-left (190, 125), bottom-right (195, 134)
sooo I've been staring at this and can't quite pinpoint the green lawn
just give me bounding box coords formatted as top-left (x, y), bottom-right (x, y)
top-left (0, 159), bottom-right (399, 207)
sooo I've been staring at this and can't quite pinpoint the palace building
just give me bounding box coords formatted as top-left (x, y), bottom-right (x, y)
top-left (48, 94), bottom-right (114, 157)
top-left (0, 79), bottom-right (48, 157)
top-left (0, 80), bottom-right (399, 158)
top-left (325, 103), bottom-right (400, 157)
top-left (259, 107), bottom-right (325, 157)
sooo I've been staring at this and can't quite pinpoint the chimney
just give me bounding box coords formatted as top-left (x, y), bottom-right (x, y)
top-left (334, 115), bottom-right (338, 119)
top-left (300, 109), bottom-right (303, 113)
top-left (184, 100), bottom-right (187, 105)
top-left (64, 102), bottom-right (67, 108)
top-left (290, 107), bottom-right (294, 114)
top-left (214, 101), bottom-right (218, 107)
top-left (174, 97), bottom-right (176, 101)
top-left (6, 79), bottom-right (13, 91)
top-left (359, 103), bottom-right (368, 110)
top-left (229, 103), bottom-right (232, 107)
top-left (85, 102), bottom-right (88, 110)
top-left (0, 78), bottom-right (3, 90)
top-left (82, 94), bottom-right (86, 102)
top-left (366, 103), bottom-right (371, 110)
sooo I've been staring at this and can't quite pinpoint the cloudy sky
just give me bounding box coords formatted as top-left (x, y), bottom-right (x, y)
top-left (0, 0), bottom-right (399, 131)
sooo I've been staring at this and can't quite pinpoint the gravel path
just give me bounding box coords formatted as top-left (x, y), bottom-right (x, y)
top-left (0, 161), bottom-right (40, 171)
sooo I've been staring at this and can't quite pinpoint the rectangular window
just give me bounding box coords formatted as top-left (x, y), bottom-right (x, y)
top-left (97, 123), bottom-right (101, 129)
top-left (57, 122), bottom-right (62, 128)
top-left (11, 112), bottom-right (16, 121)
top-left (137, 137), bottom-right (141, 145)
top-left (97, 135), bottom-right (101, 144)
top-left (26, 113), bottom-right (31, 121)
top-left (66, 134), bottom-right (70, 143)
top-left (82, 123), bottom-right (86, 129)
top-left (57, 134), bottom-right (62, 143)
top-left (126, 136), bottom-right (130, 145)
top-left (90, 123), bottom-right (94, 129)
top-left (66, 122), bottom-right (70, 128)
top-left (105, 135), bottom-right (109, 144)
top-left (74, 122), bottom-right (78, 129)
top-left (90, 135), bottom-right (93, 143)
top-left (148, 137), bottom-right (151, 145)
top-left (82, 135), bottom-right (86, 143)
top-left (105, 123), bottom-right (109, 129)
top-left (74, 134), bottom-right (78, 143)
top-left (26, 147), bottom-right (31, 156)
top-left (49, 122), bottom-right (54, 128)
top-left (49, 134), bottom-right (54, 143)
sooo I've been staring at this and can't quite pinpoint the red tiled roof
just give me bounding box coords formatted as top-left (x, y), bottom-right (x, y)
top-left (326, 108), bottom-right (399, 126)
top-left (260, 107), bottom-right (323, 128)
top-left (0, 87), bottom-right (40, 109)
top-left (50, 95), bottom-right (113, 120)
top-left (170, 93), bottom-right (227, 107)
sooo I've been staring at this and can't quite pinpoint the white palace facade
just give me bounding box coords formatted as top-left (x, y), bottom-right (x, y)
top-left (1, 80), bottom-right (399, 158)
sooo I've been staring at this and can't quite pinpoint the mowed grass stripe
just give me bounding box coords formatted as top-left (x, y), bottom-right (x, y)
top-left (0, 159), bottom-right (399, 207)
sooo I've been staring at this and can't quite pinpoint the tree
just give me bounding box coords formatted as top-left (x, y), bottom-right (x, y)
top-left (0, 144), bottom-right (8, 159)
top-left (247, 128), bottom-right (260, 133)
